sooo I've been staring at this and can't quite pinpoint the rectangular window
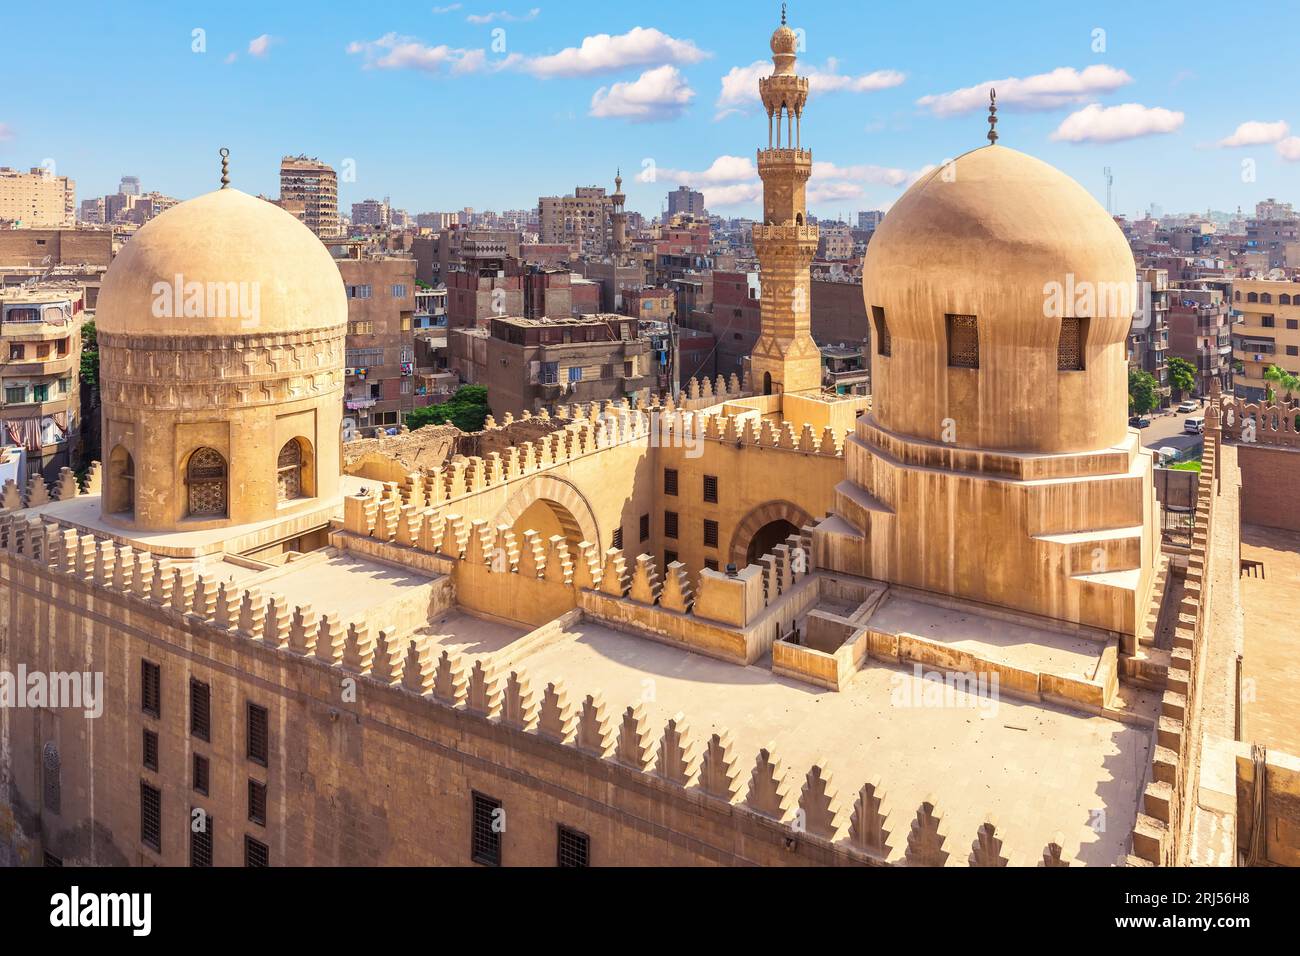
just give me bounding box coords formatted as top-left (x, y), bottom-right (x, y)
top-left (248, 779), bottom-right (267, 827)
top-left (471, 792), bottom-right (503, 866)
top-left (664, 550), bottom-right (678, 567)
top-left (612, 527), bottom-right (623, 550)
top-left (567, 365), bottom-right (583, 383)
top-left (391, 284), bottom-right (407, 298)
top-left (703, 474), bottom-right (718, 503)
top-left (141, 660), bottom-right (161, 718)
top-left (32, 383), bottom-right (49, 403)
top-left (190, 811), bottom-right (213, 867)
top-left (639, 513), bottom-right (650, 542)
top-left (664, 468), bottom-right (678, 496)
top-left (946, 314), bottom-right (979, 369)
top-left (539, 361), bottom-right (559, 385)
top-left (556, 825), bottom-right (590, 867)
top-left (872, 306), bottom-right (891, 357)
top-left (8, 343), bottom-right (22, 360)
top-left (140, 781), bottom-right (162, 852)
top-left (190, 679), bottom-right (210, 742)
top-left (664, 511), bottom-right (679, 539)
top-left (1057, 317), bottom-right (1086, 371)
top-left (703, 519), bottom-right (719, 548)
top-left (142, 729), bottom-right (158, 772)
top-left (1288, 345), bottom-right (1299, 357)
top-left (193, 754), bottom-right (210, 796)
top-left (1287, 319), bottom-right (1298, 331)
top-left (247, 703), bottom-right (269, 766)
top-left (4, 386), bottom-right (24, 404)
top-left (704, 558), bottom-right (719, 572)
top-left (244, 835), bottom-right (269, 867)
top-left (1262, 315), bottom-right (1276, 328)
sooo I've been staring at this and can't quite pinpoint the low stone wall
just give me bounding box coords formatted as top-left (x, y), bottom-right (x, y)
top-left (1236, 444), bottom-right (1300, 532)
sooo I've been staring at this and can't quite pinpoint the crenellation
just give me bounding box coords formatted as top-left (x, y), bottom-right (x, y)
top-left (655, 713), bottom-right (697, 786)
top-left (433, 649), bottom-right (466, 705)
top-left (745, 744), bottom-right (791, 821)
top-left (699, 731), bottom-right (740, 802)
top-left (537, 681), bottom-right (575, 742)
top-left (799, 762), bottom-right (841, 839)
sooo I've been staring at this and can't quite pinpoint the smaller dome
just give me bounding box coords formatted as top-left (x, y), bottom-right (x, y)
top-left (770, 24), bottom-right (797, 56)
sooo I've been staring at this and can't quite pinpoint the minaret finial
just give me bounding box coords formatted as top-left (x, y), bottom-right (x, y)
top-left (987, 89), bottom-right (998, 145)
top-left (781, 2), bottom-right (787, 25)
top-left (219, 147), bottom-right (230, 189)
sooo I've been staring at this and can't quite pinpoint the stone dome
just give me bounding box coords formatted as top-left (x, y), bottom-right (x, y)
top-left (97, 187), bottom-right (346, 338)
top-left (862, 144), bottom-right (1138, 454)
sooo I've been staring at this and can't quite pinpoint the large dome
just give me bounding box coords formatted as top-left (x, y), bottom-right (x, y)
top-left (862, 144), bottom-right (1138, 454)
top-left (97, 188), bottom-right (346, 337)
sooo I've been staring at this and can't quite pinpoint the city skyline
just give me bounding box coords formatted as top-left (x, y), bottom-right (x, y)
top-left (2, 0), bottom-right (1298, 220)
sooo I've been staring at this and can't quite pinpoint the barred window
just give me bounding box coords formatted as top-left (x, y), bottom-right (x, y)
top-left (704, 558), bottom-right (719, 572)
top-left (664, 550), bottom-right (678, 567)
top-left (703, 474), bottom-right (718, 503)
top-left (556, 825), bottom-right (590, 867)
top-left (143, 729), bottom-right (158, 772)
top-left (471, 792), bottom-right (503, 866)
top-left (946, 314), bottom-right (979, 369)
top-left (186, 446), bottom-right (228, 518)
top-left (872, 306), bottom-right (891, 357)
top-left (141, 660), bottom-right (161, 718)
top-left (248, 779), bottom-right (267, 826)
top-left (141, 782), bottom-right (162, 852)
top-left (703, 519), bottom-right (719, 548)
top-left (42, 743), bottom-right (60, 815)
top-left (664, 511), bottom-right (679, 539)
top-left (193, 754), bottom-right (210, 796)
top-left (244, 835), bottom-right (269, 867)
top-left (43, 852), bottom-right (62, 867)
top-left (639, 514), bottom-right (650, 542)
top-left (612, 527), bottom-right (623, 550)
top-left (247, 703), bottom-right (269, 766)
top-left (190, 810), bottom-right (213, 867)
top-left (1058, 317), bottom-right (1086, 371)
top-left (663, 468), bottom-right (678, 496)
top-left (190, 679), bottom-right (210, 742)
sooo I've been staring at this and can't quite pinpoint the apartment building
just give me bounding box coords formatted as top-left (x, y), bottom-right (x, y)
top-left (538, 186), bottom-right (611, 253)
top-left (352, 199), bottom-right (391, 229)
top-left (335, 247), bottom-right (419, 432)
top-left (1129, 267), bottom-right (1172, 407)
top-left (1167, 280), bottom-right (1233, 396)
top-left (280, 155), bottom-right (340, 239)
top-left (817, 222), bottom-right (855, 260)
top-left (1245, 216), bottom-right (1300, 269)
top-left (453, 314), bottom-right (651, 416)
top-left (0, 284), bottom-right (83, 479)
top-left (1232, 278), bottom-right (1300, 401)
top-left (0, 167), bottom-right (75, 227)
top-left (667, 186), bottom-right (705, 218)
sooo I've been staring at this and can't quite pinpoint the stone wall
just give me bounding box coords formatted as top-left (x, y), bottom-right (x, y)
top-left (1236, 444), bottom-right (1300, 532)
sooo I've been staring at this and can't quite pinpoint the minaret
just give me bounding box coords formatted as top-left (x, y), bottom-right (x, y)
top-left (610, 169), bottom-right (628, 261)
top-left (749, 6), bottom-right (820, 396)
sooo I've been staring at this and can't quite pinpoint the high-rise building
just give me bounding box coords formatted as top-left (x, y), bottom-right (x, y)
top-left (78, 197), bottom-right (105, 224)
top-left (279, 155), bottom-right (340, 238)
top-left (119, 176), bottom-right (141, 197)
top-left (351, 198), bottom-right (391, 229)
top-left (1255, 198), bottom-right (1294, 221)
top-left (0, 167), bottom-right (76, 227)
top-left (857, 210), bottom-right (884, 231)
top-left (748, 21), bottom-right (820, 395)
top-left (538, 186), bottom-right (611, 252)
top-left (667, 185), bottom-right (705, 218)
top-left (1231, 278), bottom-right (1300, 401)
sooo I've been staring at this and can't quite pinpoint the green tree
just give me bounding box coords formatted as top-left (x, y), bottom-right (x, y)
top-left (404, 385), bottom-right (491, 432)
top-left (1128, 368), bottom-right (1158, 415)
top-left (1167, 356), bottom-right (1196, 401)
top-left (1263, 364), bottom-right (1300, 405)
top-left (79, 319), bottom-right (99, 395)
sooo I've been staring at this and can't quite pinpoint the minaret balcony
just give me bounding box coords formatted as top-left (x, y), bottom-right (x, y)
top-left (752, 223), bottom-right (819, 243)
top-left (758, 147), bottom-right (812, 165)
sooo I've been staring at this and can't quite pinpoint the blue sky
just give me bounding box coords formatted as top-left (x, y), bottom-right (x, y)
top-left (2, 0), bottom-right (1297, 221)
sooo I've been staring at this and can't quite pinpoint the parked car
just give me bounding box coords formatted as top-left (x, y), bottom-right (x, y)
top-left (1177, 400), bottom-right (1199, 413)
top-left (1129, 415), bottom-right (1152, 428)
top-left (1184, 416), bottom-right (1205, 434)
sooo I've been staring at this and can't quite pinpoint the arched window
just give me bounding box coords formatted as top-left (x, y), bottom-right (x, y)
top-left (1248, 292), bottom-right (1259, 302)
top-left (1261, 293), bottom-right (1273, 304)
top-left (1235, 290), bottom-right (1242, 302)
top-left (108, 445), bottom-right (134, 514)
top-left (186, 447), bottom-right (228, 517)
top-left (277, 439), bottom-right (304, 502)
top-left (1282, 294), bottom-right (1292, 305)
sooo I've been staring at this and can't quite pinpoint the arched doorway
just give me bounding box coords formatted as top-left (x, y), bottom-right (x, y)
top-left (729, 499), bottom-right (815, 569)
top-left (108, 445), bottom-right (134, 514)
top-left (764, 371), bottom-right (773, 395)
top-left (747, 518), bottom-right (799, 565)
top-left (494, 474), bottom-right (602, 552)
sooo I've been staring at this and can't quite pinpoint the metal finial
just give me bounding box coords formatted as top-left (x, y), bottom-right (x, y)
top-left (219, 147), bottom-right (230, 189)
top-left (781, 3), bottom-right (787, 25)
top-left (987, 88), bottom-right (998, 145)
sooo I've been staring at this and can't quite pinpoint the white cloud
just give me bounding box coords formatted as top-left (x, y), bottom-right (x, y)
top-left (224, 52), bottom-right (238, 64)
top-left (1277, 137), bottom-right (1300, 162)
top-left (431, 3), bottom-right (462, 12)
top-left (811, 161), bottom-right (911, 187)
top-left (807, 182), bottom-right (864, 204)
top-left (917, 65), bottom-right (1132, 116)
top-left (347, 33), bottom-right (491, 74)
top-left (248, 34), bottom-right (274, 58)
top-left (697, 183), bottom-right (763, 208)
top-left (467, 7), bottom-right (539, 24)
top-left (716, 58), bottom-right (904, 118)
top-left (590, 65), bottom-right (694, 122)
top-left (1218, 120), bottom-right (1290, 147)
top-left (0, 123), bottom-right (15, 142)
top-left (524, 27), bottom-right (708, 78)
top-left (1050, 103), bottom-right (1184, 143)
top-left (637, 155), bottom-right (757, 186)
